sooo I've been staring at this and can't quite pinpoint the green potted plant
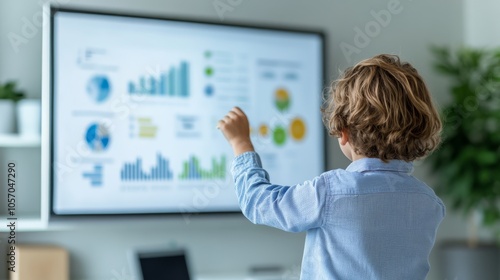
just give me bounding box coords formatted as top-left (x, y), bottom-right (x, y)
top-left (0, 81), bottom-right (25, 134)
top-left (429, 46), bottom-right (500, 280)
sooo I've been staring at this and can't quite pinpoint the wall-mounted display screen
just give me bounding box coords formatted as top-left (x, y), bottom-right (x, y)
top-left (49, 7), bottom-right (325, 215)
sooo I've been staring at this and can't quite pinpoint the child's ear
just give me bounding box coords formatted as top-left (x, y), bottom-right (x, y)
top-left (340, 130), bottom-right (349, 146)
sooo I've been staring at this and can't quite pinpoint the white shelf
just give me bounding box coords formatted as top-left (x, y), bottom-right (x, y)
top-left (0, 215), bottom-right (47, 232)
top-left (0, 134), bottom-right (41, 147)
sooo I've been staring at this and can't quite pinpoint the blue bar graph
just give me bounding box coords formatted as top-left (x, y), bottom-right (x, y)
top-left (120, 153), bottom-right (173, 181)
top-left (82, 164), bottom-right (103, 187)
top-left (179, 61), bottom-right (189, 97)
top-left (128, 61), bottom-right (190, 97)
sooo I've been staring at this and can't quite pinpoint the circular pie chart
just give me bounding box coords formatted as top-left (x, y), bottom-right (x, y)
top-left (87, 75), bottom-right (111, 103)
top-left (275, 88), bottom-right (291, 112)
top-left (85, 123), bottom-right (110, 151)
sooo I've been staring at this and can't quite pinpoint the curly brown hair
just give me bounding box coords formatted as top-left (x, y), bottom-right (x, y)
top-left (322, 54), bottom-right (442, 162)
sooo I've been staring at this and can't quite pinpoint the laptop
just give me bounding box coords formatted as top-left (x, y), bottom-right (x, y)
top-left (128, 247), bottom-right (192, 280)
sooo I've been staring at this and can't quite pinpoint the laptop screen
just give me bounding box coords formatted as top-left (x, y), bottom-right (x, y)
top-left (136, 251), bottom-right (191, 280)
top-left (128, 247), bottom-right (192, 280)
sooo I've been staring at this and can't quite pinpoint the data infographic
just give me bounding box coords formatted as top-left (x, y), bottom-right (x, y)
top-left (51, 10), bottom-right (324, 214)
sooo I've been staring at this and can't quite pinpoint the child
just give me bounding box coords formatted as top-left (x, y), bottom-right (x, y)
top-left (217, 54), bottom-right (445, 279)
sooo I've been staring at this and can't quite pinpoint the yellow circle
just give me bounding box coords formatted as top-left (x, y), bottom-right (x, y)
top-left (290, 118), bottom-right (306, 141)
top-left (258, 124), bottom-right (269, 137)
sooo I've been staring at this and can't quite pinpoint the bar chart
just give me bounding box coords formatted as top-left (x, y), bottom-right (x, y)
top-left (128, 61), bottom-right (190, 97)
top-left (179, 155), bottom-right (226, 180)
top-left (82, 164), bottom-right (103, 187)
top-left (121, 153), bottom-right (173, 181)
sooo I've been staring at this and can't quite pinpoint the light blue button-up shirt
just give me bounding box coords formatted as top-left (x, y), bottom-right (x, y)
top-left (231, 152), bottom-right (445, 279)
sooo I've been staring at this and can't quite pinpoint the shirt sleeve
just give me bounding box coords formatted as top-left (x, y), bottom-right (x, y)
top-left (231, 151), bottom-right (328, 232)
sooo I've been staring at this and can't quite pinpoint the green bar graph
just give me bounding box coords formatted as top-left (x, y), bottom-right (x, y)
top-left (179, 155), bottom-right (226, 180)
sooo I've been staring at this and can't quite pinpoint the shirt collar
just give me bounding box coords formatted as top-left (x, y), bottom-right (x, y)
top-left (346, 158), bottom-right (414, 174)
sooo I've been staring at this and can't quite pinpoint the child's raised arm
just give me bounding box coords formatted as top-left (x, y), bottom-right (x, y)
top-left (218, 107), bottom-right (328, 232)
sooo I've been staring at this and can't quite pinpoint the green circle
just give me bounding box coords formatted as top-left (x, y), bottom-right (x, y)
top-left (205, 67), bottom-right (214, 77)
top-left (273, 126), bottom-right (287, 146)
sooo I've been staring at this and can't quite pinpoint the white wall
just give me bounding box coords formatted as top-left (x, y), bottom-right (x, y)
top-left (464, 0), bottom-right (500, 47)
top-left (0, 0), bottom-right (465, 279)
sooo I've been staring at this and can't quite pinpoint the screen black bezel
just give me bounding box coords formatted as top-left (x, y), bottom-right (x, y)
top-left (49, 5), bottom-right (328, 217)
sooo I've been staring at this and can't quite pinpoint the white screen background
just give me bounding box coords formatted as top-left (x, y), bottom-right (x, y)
top-left (52, 11), bottom-right (324, 214)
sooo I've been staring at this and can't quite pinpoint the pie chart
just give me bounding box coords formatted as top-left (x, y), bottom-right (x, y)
top-left (275, 88), bottom-right (290, 112)
top-left (87, 75), bottom-right (111, 103)
top-left (85, 123), bottom-right (110, 151)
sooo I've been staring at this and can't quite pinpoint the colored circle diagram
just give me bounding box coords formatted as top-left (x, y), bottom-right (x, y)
top-left (273, 126), bottom-right (287, 146)
top-left (275, 88), bottom-right (291, 112)
top-left (258, 124), bottom-right (269, 137)
top-left (256, 87), bottom-right (307, 146)
top-left (85, 123), bottom-right (110, 151)
top-left (87, 75), bottom-right (111, 103)
top-left (290, 117), bottom-right (306, 141)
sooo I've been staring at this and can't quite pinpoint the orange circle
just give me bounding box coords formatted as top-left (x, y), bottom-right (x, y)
top-left (290, 118), bottom-right (306, 141)
top-left (275, 88), bottom-right (289, 101)
top-left (258, 124), bottom-right (269, 137)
